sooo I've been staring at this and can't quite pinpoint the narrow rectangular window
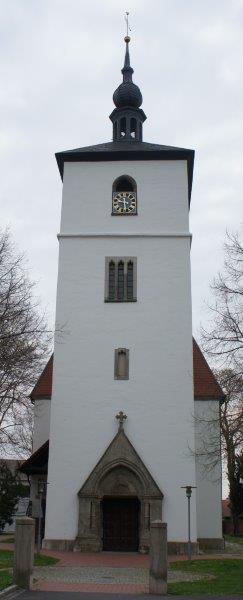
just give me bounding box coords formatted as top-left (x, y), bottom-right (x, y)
top-left (126, 260), bottom-right (134, 301)
top-left (114, 348), bottom-right (129, 380)
top-left (105, 258), bottom-right (137, 302)
top-left (117, 261), bottom-right (125, 300)
top-left (108, 261), bottom-right (116, 301)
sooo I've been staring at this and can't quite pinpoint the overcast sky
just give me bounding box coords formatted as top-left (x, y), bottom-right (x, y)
top-left (1, 0), bottom-right (242, 342)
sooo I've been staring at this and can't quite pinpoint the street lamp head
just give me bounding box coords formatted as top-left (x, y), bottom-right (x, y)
top-left (181, 485), bottom-right (197, 498)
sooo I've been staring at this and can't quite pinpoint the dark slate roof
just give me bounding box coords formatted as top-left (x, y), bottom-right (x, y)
top-left (55, 141), bottom-right (195, 203)
top-left (19, 441), bottom-right (49, 475)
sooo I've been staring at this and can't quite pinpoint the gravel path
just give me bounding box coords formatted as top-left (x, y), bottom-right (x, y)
top-left (224, 541), bottom-right (243, 555)
top-left (34, 565), bottom-right (211, 584)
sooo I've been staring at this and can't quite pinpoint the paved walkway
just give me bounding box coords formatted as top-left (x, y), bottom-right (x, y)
top-left (9, 592), bottom-right (243, 600)
top-left (33, 553), bottom-right (151, 594)
top-left (1, 538), bottom-right (243, 594)
top-left (30, 549), bottom-right (214, 594)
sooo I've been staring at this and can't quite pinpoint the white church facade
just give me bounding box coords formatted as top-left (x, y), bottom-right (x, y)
top-left (22, 36), bottom-right (224, 553)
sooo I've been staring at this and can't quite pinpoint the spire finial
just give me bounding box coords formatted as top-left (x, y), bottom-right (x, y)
top-left (122, 14), bottom-right (133, 81)
top-left (124, 11), bottom-right (131, 40)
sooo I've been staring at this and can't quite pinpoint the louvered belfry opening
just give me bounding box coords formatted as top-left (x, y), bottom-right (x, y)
top-left (106, 258), bottom-right (136, 302)
top-left (113, 175), bottom-right (136, 193)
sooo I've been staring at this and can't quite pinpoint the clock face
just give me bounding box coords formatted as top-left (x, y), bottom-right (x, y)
top-left (112, 192), bottom-right (137, 215)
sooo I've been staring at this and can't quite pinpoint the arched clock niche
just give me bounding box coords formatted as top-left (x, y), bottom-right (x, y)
top-left (112, 175), bottom-right (137, 216)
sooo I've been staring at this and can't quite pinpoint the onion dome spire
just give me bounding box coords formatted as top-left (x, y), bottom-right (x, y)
top-left (109, 32), bottom-right (146, 142)
top-left (113, 36), bottom-right (142, 109)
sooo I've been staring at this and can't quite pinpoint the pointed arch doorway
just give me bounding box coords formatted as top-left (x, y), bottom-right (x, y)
top-left (75, 417), bottom-right (163, 553)
top-left (102, 496), bottom-right (140, 551)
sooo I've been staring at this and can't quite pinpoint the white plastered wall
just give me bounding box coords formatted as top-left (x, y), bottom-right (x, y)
top-left (195, 400), bottom-right (222, 539)
top-left (45, 159), bottom-right (197, 543)
top-left (60, 160), bottom-right (189, 235)
top-left (33, 398), bottom-right (51, 452)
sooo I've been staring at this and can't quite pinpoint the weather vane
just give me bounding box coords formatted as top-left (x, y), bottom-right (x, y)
top-left (125, 11), bottom-right (131, 37)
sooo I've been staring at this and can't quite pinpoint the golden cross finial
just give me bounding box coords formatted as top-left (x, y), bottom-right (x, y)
top-left (116, 410), bottom-right (127, 430)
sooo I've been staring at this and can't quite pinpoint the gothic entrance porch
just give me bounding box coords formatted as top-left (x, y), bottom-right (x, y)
top-left (74, 413), bottom-right (163, 553)
top-left (102, 497), bottom-right (139, 551)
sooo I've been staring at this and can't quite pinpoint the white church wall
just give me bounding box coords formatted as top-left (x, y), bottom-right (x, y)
top-left (45, 231), bottom-right (197, 544)
top-left (33, 399), bottom-right (51, 452)
top-left (195, 400), bottom-right (222, 540)
top-left (60, 160), bottom-right (189, 235)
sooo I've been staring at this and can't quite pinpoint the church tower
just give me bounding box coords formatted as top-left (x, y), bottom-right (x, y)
top-left (44, 34), bottom-right (198, 553)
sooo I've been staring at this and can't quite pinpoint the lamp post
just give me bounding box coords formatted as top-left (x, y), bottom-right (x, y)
top-left (181, 485), bottom-right (196, 560)
top-left (37, 480), bottom-right (46, 555)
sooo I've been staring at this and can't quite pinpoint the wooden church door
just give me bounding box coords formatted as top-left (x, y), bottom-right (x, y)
top-left (102, 497), bottom-right (139, 551)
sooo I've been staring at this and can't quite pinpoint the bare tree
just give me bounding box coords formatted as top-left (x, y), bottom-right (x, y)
top-left (194, 368), bottom-right (243, 532)
top-left (202, 230), bottom-right (243, 374)
top-left (217, 370), bottom-right (243, 534)
top-left (196, 230), bottom-right (243, 531)
top-left (0, 229), bottom-right (51, 457)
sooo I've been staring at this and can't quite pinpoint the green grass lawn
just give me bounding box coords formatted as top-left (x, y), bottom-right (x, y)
top-left (0, 549), bottom-right (59, 569)
top-left (34, 554), bottom-right (59, 566)
top-left (0, 549), bottom-right (59, 589)
top-left (0, 550), bottom-right (13, 569)
top-left (225, 534), bottom-right (243, 546)
top-left (0, 571), bottom-right (12, 591)
top-left (169, 558), bottom-right (243, 595)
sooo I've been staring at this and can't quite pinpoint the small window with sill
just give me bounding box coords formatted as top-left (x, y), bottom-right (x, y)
top-left (105, 257), bottom-right (137, 302)
top-left (114, 348), bottom-right (129, 380)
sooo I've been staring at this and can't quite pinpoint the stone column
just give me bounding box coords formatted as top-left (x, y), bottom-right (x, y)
top-left (149, 520), bottom-right (167, 595)
top-left (13, 517), bottom-right (35, 589)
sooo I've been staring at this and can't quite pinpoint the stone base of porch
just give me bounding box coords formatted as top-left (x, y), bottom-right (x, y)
top-left (198, 537), bottom-right (224, 551)
top-left (42, 539), bottom-right (74, 551)
top-left (43, 537), bottom-right (200, 555)
top-left (167, 541), bottom-right (199, 555)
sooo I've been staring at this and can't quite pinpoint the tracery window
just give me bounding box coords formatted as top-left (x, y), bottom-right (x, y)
top-left (105, 258), bottom-right (137, 302)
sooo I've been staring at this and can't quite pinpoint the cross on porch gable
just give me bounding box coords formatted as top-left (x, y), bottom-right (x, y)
top-left (116, 410), bottom-right (127, 430)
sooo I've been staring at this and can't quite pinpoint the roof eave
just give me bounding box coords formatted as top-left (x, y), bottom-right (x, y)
top-left (194, 395), bottom-right (225, 403)
top-left (19, 441), bottom-right (49, 475)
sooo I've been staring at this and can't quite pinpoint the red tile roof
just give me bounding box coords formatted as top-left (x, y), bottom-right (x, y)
top-left (30, 356), bottom-right (53, 401)
top-left (30, 339), bottom-right (224, 401)
top-left (193, 339), bottom-right (224, 400)
top-left (222, 499), bottom-right (231, 518)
